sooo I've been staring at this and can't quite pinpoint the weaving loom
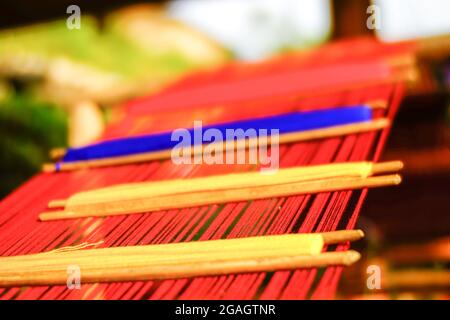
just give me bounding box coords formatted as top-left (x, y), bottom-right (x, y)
top-left (0, 38), bottom-right (410, 300)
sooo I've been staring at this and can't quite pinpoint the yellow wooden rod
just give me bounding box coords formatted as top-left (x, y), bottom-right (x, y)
top-left (0, 230), bottom-right (364, 264)
top-left (277, 118), bottom-right (388, 145)
top-left (42, 119), bottom-right (389, 173)
top-left (39, 174), bottom-right (401, 221)
top-left (50, 161), bottom-right (376, 207)
top-left (89, 161), bottom-right (402, 195)
top-left (47, 161), bottom-right (402, 209)
top-left (321, 229), bottom-right (364, 244)
top-left (1, 246), bottom-right (325, 271)
top-left (0, 250), bottom-right (361, 287)
top-left (371, 161), bottom-right (404, 175)
top-left (0, 231), bottom-right (364, 287)
top-left (0, 234), bottom-right (324, 265)
top-left (48, 199), bottom-right (67, 208)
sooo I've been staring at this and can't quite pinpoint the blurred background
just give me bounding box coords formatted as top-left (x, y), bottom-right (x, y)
top-left (0, 0), bottom-right (448, 299)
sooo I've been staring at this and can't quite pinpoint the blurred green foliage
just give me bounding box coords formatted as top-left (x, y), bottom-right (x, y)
top-left (0, 18), bottom-right (197, 80)
top-left (0, 14), bottom-right (228, 199)
top-left (0, 89), bottom-right (67, 198)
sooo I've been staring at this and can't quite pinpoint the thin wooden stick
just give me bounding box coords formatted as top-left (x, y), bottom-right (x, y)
top-left (43, 119), bottom-right (389, 172)
top-left (48, 199), bottom-right (68, 208)
top-left (0, 234), bottom-right (323, 263)
top-left (321, 229), bottom-right (365, 244)
top-left (0, 251), bottom-right (361, 287)
top-left (47, 161), bottom-right (403, 209)
top-left (40, 174), bottom-right (401, 221)
top-left (0, 230), bottom-right (364, 263)
top-left (370, 161), bottom-right (404, 175)
top-left (277, 118), bottom-right (388, 145)
top-left (0, 246), bottom-right (361, 287)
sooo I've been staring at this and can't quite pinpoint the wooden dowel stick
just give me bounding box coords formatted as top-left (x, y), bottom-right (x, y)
top-left (0, 230), bottom-right (364, 264)
top-left (39, 174), bottom-right (401, 221)
top-left (321, 229), bottom-right (365, 244)
top-left (0, 233), bottom-right (324, 264)
top-left (1, 246), bottom-right (325, 269)
top-left (0, 250), bottom-right (361, 287)
top-left (42, 119), bottom-right (389, 173)
top-left (43, 148), bottom-right (173, 173)
top-left (57, 162), bottom-right (377, 204)
top-left (48, 200), bottom-right (67, 208)
top-left (276, 118), bottom-right (388, 145)
top-left (371, 161), bottom-right (404, 174)
top-left (47, 161), bottom-right (403, 209)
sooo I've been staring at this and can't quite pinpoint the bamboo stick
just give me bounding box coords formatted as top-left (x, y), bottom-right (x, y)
top-left (277, 118), bottom-right (388, 145)
top-left (0, 234), bottom-right (324, 264)
top-left (47, 161), bottom-right (403, 209)
top-left (0, 230), bottom-right (364, 264)
top-left (0, 251), bottom-right (361, 287)
top-left (40, 174), bottom-right (401, 221)
top-left (43, 118), bottom-right (389, 172)
top-left (321, 229), bottom-right (364, 244)
top-left (0, 229), bottom-right (362, 287)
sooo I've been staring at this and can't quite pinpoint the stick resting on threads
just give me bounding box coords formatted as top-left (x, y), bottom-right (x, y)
top-left (43, 105), bottom-right (388, 172)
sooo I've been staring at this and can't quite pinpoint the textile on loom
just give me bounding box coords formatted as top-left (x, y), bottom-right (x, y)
top-left (0, 38), bottom-right (409, 299)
